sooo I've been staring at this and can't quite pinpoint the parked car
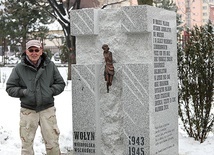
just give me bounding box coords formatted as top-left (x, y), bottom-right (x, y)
top-left (8, 56), bottom-right (19, 64)
top-left (51, 52), bottom-right (61, 64)
top-left (54, 52), bottom-right (60, 61)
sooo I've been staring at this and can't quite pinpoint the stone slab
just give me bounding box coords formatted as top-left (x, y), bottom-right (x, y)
top-left (70, 8), bottom-right (99, 36)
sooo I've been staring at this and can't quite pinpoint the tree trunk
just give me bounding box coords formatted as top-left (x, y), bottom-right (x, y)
top-left (137, 0), bottom-right (153, 5)
top-left (66, 35), bottom-right (76, 80)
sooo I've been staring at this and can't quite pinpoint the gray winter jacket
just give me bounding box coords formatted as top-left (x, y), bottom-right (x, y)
top-left (6, 53), bottom-right (65, 112)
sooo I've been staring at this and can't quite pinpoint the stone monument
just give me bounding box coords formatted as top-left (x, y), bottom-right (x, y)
top-left (70, 5), bottom-right (178, 155)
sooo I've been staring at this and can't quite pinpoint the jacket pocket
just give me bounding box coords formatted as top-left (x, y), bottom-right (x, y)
top-left (20, 90), bottom-right (36, 105)
top-left (42, 87), bottom-right (54, 103)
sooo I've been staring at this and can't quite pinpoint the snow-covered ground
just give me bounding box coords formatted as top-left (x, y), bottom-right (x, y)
top-left (0, 67), bottom-right (214, 155)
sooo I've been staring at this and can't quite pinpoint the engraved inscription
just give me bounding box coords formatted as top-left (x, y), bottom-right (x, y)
top-left (152, 19), bottom-right (176, 113)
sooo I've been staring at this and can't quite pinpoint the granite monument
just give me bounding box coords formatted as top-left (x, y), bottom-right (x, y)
top-left (71, 5), bottom-right (178, 155)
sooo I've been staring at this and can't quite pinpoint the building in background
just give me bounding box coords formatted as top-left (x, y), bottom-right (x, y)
top-left (43, 30), bottom-right (64, 54)
top-left (175, 0), bottom-right (214, 28)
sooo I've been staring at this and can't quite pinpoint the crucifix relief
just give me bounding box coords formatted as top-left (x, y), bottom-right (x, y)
top-left (102, 44), bottom-right (114, 93)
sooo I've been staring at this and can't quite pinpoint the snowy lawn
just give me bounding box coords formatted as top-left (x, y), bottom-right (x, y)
top-left (0, 67), bottom-right (214, 155)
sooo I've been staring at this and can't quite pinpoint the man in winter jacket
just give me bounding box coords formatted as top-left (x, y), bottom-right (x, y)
top-left (6, 39), bottom-right (65, 155)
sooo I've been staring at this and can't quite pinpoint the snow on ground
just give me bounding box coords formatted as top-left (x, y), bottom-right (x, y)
top-left (178, 119), bottom-right (214, 155)
top-left (0, 66), bottom-right (214, 155)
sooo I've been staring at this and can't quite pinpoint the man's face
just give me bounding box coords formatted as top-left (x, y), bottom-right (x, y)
top-left (26, 46), bottom-right (42, 64)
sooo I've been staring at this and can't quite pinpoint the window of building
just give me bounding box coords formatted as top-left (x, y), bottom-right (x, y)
top-left (203, 13), bottom-right (207, 16)
top-left (203, 6), bottom-right (207, 10)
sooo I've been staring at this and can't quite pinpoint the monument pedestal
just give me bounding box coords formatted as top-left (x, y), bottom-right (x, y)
top-left (71, 5), bottom-right (178, 155)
